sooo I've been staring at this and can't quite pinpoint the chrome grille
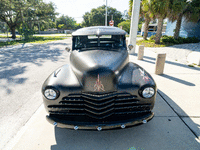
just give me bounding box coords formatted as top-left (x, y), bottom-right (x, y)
top-left (48, 92), bottom-right (151, 120)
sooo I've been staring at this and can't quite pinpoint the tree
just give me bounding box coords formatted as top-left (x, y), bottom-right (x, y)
top-left (168, 0), bottom-right (188, 39)
top-left (129, 0), bottom-right (155, 40)
top-left (184, 0), bottom-right (200, 23)
top-left (82, 5), bottom-right (124, 27)
top-left (37, 19), bottom-right (56, 31)
top-left (150, 0), bottom-right (170, 44)
top-left (0, 0), bottom-right (57, 39)
top-left (56, 15), bottom-right (77, 30)
top-left (128, 0), bottom-right (133, 17)
top-left (168, 0), bottom-right (200, 39)
top-left (139, 0), bottom-right (155, 40)
top-left (82, 12), bottom-right (90, 27)
top-left (0, 21), bottom-right (7, 33)
top-left (117, 18), bottom-right (143, 34)
top-left (118, 20), bottom-right (131, 33)
top-left (122, 10), bottom-right (130, 20)
top-left (75, 23), bottom-right (82, 30)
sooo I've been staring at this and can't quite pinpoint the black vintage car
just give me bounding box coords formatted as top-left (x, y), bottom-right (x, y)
top-left (42, 26), bottom-right (156, 130)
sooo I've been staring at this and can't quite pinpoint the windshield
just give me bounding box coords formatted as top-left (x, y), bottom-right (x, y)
top-left (72, 35), bottom-right (126, 50)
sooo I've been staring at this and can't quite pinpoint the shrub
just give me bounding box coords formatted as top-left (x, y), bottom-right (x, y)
top-left (183, 37), bottom-right (190, 43)
top-left (162, 35), bottom-right (168, 38)
top-left (161, 36), bottom-right (175, 43)
top-left (149, 35), bottom-right (156, 40)
top-left (177, 37), bottom-right (184, 44)
top-left (161, 36), bottom-right (199, 44)
top-left (188, 37), bottom-right (199, 43)
top-left (118, 20), bottom-right (131, 34)
top-left (174, 39), bottom-right (179, 44)
top-left (182, 37), bottom-right (199, 43)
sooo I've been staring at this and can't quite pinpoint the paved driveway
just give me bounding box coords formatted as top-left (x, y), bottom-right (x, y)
top-left (0, 39), bottom-right (71, 149)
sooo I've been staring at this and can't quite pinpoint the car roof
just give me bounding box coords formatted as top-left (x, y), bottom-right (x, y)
top-left (72, 26), bottom-right (127, 36)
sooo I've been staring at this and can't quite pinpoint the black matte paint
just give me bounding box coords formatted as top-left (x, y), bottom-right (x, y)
top-left (42, 26), bottom-right (157, 130)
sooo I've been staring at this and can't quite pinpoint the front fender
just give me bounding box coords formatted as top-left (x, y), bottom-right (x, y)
top-left (117, 62), bottom-right (156, 95)
top-left (42, 64), bottom-right (82, 98)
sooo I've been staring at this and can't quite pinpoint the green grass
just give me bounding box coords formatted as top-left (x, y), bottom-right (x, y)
top-left (126, 34), bottom-right (142, 37)
top-left (0, 34), bottom-right (21, 38)
top-left (137, 35), bottom-right (142, 37)
top-left (136, 39), bottom-right (174, 47)
top-left (33, 34), bottom-right (71, 37)
top-left (0, 35), bottom-right (69, 47)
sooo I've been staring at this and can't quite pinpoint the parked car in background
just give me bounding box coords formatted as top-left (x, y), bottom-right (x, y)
top-left (141, 24), bottom-right (166, 37)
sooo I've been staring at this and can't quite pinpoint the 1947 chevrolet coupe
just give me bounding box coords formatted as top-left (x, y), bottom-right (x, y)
top-left (42, 26), bottom-right (157, 130)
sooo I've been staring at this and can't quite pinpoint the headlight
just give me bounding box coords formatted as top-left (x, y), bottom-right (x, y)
top-left (44, 88), bottom-right (59, 100)
top-left (142, 87), bottom-right (155, 98)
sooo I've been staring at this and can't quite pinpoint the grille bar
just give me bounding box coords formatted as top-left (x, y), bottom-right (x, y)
top-left (48, 92), bottom-right (151, 119)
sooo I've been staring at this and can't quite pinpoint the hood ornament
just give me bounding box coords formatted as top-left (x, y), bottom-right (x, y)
top-left (94, 74), bottom-right (105, 91)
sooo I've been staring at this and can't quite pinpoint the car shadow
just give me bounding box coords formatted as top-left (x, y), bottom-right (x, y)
top-left (50, 89), bottom-right (200, 150)
top-left (0, 40), bottom-right (70, 94)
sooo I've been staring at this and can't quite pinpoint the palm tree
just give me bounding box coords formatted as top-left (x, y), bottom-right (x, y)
top-left (184, 0), bottom-right (200, 23)
top-left (129, 0), bottom-right (155, 40)
top-left (168, 0), bottom-right (188, 39)
top-left (168, 0), bottom-right (200, 39)
top-left (141, 0), bottom-right (156, 40)
top-left (150, 0), bottom-right (170, 44)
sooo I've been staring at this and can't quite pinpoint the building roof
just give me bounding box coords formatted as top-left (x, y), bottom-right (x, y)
top-left (72, 26), bottom-right (126, 36)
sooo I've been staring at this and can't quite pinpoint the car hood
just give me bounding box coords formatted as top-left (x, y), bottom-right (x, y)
top-left (70, 49), bottom-right (128, 74)
top-left (70, 49), bottom-right (129, 92)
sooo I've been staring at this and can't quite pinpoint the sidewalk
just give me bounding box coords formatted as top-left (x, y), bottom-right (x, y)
top-left (6, 46), bottom-right (200, 150)
top-left (146, 42), bottom-right (200, 65)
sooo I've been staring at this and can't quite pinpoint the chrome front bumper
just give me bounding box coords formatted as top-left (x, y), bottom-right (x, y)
top-left (46, 112), bottom-right (154, 130)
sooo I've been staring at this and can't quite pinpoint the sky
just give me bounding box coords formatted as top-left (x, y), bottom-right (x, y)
top-left (43, 0), bottom-right (130, 23)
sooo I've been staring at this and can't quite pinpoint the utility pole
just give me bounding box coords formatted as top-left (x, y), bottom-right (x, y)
top-left (128, 0), bottom-right (141, 54)
top-left (105, 0), bottom-right (107, 26)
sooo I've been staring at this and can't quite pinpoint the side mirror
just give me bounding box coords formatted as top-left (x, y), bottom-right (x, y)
top-left (128, 44), bottom-right (134, 51)
top-left (65, 47), bottom-right (71, 52)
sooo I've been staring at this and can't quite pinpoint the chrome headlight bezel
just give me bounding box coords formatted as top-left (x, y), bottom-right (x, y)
top-left (139, 85), bottom-right (156, 99)
top-left (43, 87), bottom-right (60, 100)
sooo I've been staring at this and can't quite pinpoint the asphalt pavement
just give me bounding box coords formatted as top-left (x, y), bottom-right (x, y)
top-left (1, 40), bottom-right (200, 150)
top-left (0, 39), bottom-right (71, 150)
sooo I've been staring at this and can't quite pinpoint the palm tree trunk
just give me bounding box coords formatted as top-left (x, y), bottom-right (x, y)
top-left (174, 13), bottom-right (183, 40)
top-left (143, 15), bottom-right (150, 40)
top-left (155, 17), bottom-right (164, 44)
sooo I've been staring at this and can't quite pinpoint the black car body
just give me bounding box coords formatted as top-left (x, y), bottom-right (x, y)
top-left (42, 26), bottom-right (157, 130)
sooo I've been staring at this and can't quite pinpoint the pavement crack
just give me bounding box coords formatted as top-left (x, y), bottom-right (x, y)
top-left (157, 90), bottom-right (199, 139)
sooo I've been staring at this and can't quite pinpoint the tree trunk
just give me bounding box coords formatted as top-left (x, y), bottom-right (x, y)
top-left (174, 13), bottom-right (183, 40)
top-left (143, 15), bottom-right (150, 40)
top-left (11, 27), bottom-right (16, 39)
top-left (155, 17), bottom-right (164, 44)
